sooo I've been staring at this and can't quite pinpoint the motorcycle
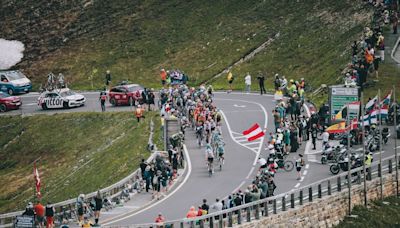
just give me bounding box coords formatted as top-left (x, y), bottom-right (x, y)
top-left (330, 151), bottom-right (363, 175)
top-left (321, 144), bottom-right (346, 164)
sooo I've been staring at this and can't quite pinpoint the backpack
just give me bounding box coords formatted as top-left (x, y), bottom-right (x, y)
top-left (301, 158), bottom-right (305, 166)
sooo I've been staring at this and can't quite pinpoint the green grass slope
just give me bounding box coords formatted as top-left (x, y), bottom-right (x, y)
top-left (338, 196), bottom-right (400, 227)
top-left (0, 112), bottom-right (161, 213)
top-left (9, 0), bottom-right (371, 92)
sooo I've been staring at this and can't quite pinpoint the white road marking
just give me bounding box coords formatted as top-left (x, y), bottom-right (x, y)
top-left (101, 144), bottom-right (192, 226)
top-left (24, 103), bottom-right (37, 106)
top-left (300, 176), bottom-right (304, 182)
top-left (233, 104), bottom-right (246, 108)
top-left (232, 181), bottom-right (246, 194)
top-left (305, 164), bottom-right (309, 169)
top-left (303, 170), bottom-right (308, 176)
top-left (307, 155), bottom-right (318, 163)
top-left (246, 167), bottom-right (255, 179)
top-left (236, 138), bottom-right (249, 143)
top-left (242, 141), bottom-right (260, 146)
top-left (294, 183), bottom-right (300, 188)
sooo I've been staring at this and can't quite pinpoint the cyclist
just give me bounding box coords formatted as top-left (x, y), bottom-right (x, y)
top-left (205, 144), bottom-right (214, 174)
top-left (216, 140), bottom-right (225, 166)
top-left (195, 123), bottom-right (204, 146)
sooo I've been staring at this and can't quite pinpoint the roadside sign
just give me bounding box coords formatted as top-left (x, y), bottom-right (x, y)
top-left (14, 215), bottom-right (34, 228)
top-left (329, 85), bottom-right (360, 121)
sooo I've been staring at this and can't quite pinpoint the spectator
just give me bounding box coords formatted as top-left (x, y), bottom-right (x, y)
top-left (160, 69), bottom-right (167, 87)
top-left (155, 213), bottom-right (165, 224)
top-left (105, 70), bottom-right (111, 87)
top-left (34, 201), bottom-right (45, 228)
top-left (186, 206), bottom-right (198, 218)
top-left (22, 202), bottom-right (35, 216)
top-left (94, 191), bottom-right (102, 225)
top-left (45, 202), bottom-right (55, 228)
top-left (201, 199), bottom-right (209, 214)
top-left (295, 154), bottom-right (305, 180)
top-left (244, 72), bottom-right (251, 93)
top-left (227, 70), bottom-right (234, 93)
top-left (211, 198), bottom-right (223, 212)
top-left (256, 72), bottom-right (266, 95)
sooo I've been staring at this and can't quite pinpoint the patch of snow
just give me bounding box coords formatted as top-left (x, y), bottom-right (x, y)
top-left (0, 39), bottom-right (24, 70)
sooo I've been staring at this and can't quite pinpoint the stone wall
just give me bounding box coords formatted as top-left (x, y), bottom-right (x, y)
top-left (239, 173), bottom-right (397, 228)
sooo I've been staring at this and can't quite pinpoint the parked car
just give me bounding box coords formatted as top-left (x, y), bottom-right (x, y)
top-left (108, 84), bottom-right (143, 106)
top-left (0, 70), bottom-right (32, 95)
top-left (37, 88), bottom-right (85, 110)
top-left (0, 92), bottom-right (22, 112)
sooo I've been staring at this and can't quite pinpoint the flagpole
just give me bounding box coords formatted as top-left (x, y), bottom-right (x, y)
top-left (378, 89), bottom-right (383, 200)
top-left (394, 85), bottom-right (399, 197)
top-left (347, 103), bottom-right (352, 215)
top-left (361, 92), bottom-right (367, 206)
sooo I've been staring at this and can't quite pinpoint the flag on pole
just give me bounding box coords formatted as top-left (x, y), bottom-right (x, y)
top-left (365, 95), bottom-right (378, 113)
top-left (33, 163), bottom-right (41, 198)
top-left (242, 123), bottom-right (265, 141)
top-left (380, 90), bottom-right (392, 105)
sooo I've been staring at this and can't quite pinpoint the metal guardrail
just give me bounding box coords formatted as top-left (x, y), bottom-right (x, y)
top-left (108, 153), bottom-right (399, 228)
top-left (0, 120), bottom-right (160, 225)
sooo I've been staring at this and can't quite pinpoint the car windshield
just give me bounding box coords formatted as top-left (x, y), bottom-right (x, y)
top-left (60, 90), bottom-right (76, 97)
top-left (127, 86), bottom-right (142, 92)
top-left (5, 71), bottom-right (26, 81)
top-left (0, 92), bottom-right (9, 98)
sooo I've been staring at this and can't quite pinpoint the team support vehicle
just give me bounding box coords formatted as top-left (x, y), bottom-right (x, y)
top-left (37, 88), bottom-right (85, 110)
top-left (108, 83), bottom-right (144, 106)
top-left (0, 70), bottom-right (32, 95)
top-left (0, 92), bottom-right (22, 112)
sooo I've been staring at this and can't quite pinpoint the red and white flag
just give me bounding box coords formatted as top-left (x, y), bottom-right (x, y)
top-left (34, 163), bottom-right (41, 198)
top-left (242, 123), bottom-right (265, 141)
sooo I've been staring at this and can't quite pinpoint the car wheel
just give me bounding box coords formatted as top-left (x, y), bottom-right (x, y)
top-left (7, 88), bottom-right (13, 95)
top-left (0, 104), bottom-right (7, 112)
top-left (63, 101), bottom-right (70, 109)
top-left (41, 103), bottom-right (48, 110)
top-left (110, 98), bottom-right (117, 106)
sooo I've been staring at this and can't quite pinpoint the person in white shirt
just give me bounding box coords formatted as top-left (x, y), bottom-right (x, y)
top-left (244, 73), bottom-right (251, 93)
top-left (211, 198), bottom-right (223, 212)
top-left (258, 157), bottom-right (267, 169)
top-left (322, 129), bottom-right (329, 147)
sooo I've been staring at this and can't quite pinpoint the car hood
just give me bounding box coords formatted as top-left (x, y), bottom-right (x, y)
top-left (1, 96), bottom-right (20, 102)
top-left (10, 78), bottom-right (31, 85)
top-left (64, 94), bottom-right (85, 100)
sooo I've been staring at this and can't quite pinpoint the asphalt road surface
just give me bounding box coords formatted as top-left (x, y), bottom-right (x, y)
top-left (1, 91), bottom-right (399, 225)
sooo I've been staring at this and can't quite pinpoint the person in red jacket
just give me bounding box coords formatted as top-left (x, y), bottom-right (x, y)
top-left (186, 206), bottom-right (198, 218)
top-left (34, 201), bottom-right (45, 228)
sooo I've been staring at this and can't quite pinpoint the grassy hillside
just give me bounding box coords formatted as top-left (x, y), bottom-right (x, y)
top-left (2, 0), bottom-right (372, 92)
top-left (0, 112), bottom-right (161, 213)
top-left (338, 196), bottom-right (400, 227)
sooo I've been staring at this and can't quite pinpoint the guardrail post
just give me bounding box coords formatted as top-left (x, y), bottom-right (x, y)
top-left (338, 176), bottom-right (342, 192)
top-left (328, 180), bottom-right (331, 195)
top-left (246, 206), bottom-right (251, 222)
top-left (228, 212), bottom-right (233, 227)
top-left (237, 209), bottom-right (242, 224)
top-left (209, 216), bottom-right (214, 228)
top-left (263, 201), bottom-right (268, 217)
top-left (199, 219), bottom-right (204, 228)
top-left (309, 187), bottom-right (313, 202)
top-left (318, 184), bottom-right (322, 198)
top-left (282, 196), bottom-right (286, 211)
top-left (389, 159), bottom-right (393, 174)
top-left (273, 199), bottom-right (277, 214)
top-left (290, 193), bottom-right (295, 208)
top-left (378, 163), bottom-right (382, 177)
top-left (299, 190), bottom-right (303, 205)
top-left (255, 203), bottom-right (260, 220)
top-left (219, 214), bottom-right (223, 228)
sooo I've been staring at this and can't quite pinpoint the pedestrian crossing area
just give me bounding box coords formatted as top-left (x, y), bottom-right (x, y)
top-left (231, 131), bottom-right (262, 153)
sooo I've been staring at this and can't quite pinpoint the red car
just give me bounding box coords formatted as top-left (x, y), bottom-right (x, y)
top-left (108, 84), bottom-right (144, 106)
top-left (0, 92), bottom-right (21, 112)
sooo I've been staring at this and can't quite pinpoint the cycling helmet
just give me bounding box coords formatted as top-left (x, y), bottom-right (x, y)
top-left (206, 144), bottom-right (212, 150)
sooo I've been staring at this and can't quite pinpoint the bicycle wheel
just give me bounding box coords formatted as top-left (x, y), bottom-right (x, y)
top-left (283, 161), bottom-right (294, 171)
top-left (219, 158), bottom-right (223, 171)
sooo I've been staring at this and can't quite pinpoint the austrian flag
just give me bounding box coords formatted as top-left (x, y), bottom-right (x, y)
top-left (34, 163), bottom-right (41, 198)
top-left (243, 123), bottom-right (265, 141)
